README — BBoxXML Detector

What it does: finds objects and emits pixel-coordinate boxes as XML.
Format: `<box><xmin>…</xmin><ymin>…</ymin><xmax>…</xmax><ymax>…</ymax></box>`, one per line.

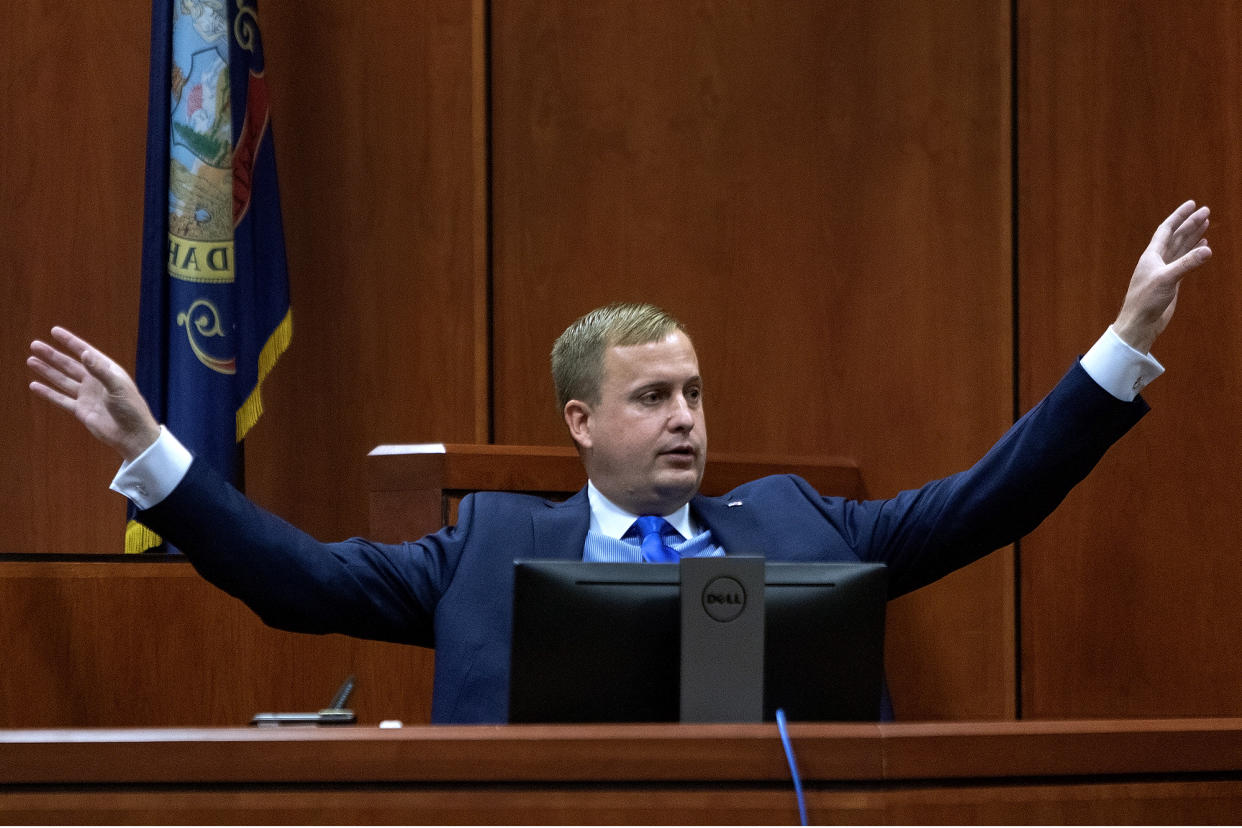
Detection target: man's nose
<box><xmin>667</xmin><ymin>394</ymin><xmax>695</xmax><ymax>431</ymax></box>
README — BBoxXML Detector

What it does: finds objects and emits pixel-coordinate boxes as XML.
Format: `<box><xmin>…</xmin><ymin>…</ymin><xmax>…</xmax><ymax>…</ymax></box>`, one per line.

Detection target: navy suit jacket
<box><xmin>139</xmin><ymin>362</ymin><xmax>1147</xmax><ymax>723</ymax></box>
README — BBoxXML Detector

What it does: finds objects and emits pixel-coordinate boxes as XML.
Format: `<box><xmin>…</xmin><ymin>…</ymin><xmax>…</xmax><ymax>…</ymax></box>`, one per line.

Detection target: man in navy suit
<box><xmin>29</xmin><ymin>202</ymin><xmax>1213</xmax><ymax>723</ymax></box>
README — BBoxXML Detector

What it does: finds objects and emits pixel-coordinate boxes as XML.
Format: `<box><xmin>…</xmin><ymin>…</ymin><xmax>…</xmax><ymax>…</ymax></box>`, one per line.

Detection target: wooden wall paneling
<box><xmin>243</xmin><ymin>0</ymin><xmax>488</xmax><ymax>542</ymax></box>
<box><xmin>0</xmin><ymin>561</ymin><xmax>433</xmax><ymax>727</ymax></box>
<box><xmin>1018</xmin><ymin>2</ymin><xmax>1242</xmax><ymax>717</ymax></box>
<box><xmin>4</xmin><ymin>3</ymin><xmax>150</xmax><ymax>556</ymax></box>
<box><xmin>490</xmin><ymin>1</ymin><xmax>1014</xmax><ymax>718</ymax></box>
<box><xmin>4</xmin><ymin>1</ymin><xmax>484</xmax><ymax>725</ymax></box>
<box><xmin>8</xmin><ymin>0</ymin><xmax>488</xmax><ymax>549</ymax></box>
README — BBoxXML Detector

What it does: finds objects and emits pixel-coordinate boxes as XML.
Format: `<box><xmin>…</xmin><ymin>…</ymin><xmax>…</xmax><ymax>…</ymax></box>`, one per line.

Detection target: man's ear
<box><xmin>563</xmin><ymin>399</ymin><xmax>592</xmax><ymax>449</ymax></box>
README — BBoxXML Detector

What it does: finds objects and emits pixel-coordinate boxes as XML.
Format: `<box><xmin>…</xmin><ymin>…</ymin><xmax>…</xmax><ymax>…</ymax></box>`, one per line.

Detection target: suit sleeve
<box><xmin>136</xmin><ymin>458</ymin><xmax>467</xmax><ymax>647</ymax></box>
<box><xmin>843</xmin><ymin>360</ymin><xmax>1148</xmax><ymax>597</ymax></box>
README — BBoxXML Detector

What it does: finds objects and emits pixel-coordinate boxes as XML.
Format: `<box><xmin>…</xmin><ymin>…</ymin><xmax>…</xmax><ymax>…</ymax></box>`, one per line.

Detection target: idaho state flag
<box><xmin>129</xmin><ymin>0</ymin><xmax>292</xmax><ymax>553</ymax></box>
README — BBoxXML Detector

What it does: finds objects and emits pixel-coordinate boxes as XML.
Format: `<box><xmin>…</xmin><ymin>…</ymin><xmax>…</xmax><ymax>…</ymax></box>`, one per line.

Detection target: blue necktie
<box><xmin>633</xmin><ymin>515</ymin><xmax>681</xmax><ymax>563</ymax></box>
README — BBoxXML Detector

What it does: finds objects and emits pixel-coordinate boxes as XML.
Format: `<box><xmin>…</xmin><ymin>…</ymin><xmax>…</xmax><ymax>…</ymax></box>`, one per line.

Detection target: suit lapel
<box><xmin>691</xmin><ymin>493</ymin><xmax>770</xmax><ymax>558</ymax></box>
<box><xmin>529</xmin><ymin>487</ymin><xmax>592</xmax><ymax>560</ymax></box>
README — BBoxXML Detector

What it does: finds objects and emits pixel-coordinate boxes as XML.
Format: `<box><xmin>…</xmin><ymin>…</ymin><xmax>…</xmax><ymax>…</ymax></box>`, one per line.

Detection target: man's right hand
<box><xmin>28</xmin><ymin>327</ymin><xmax>161</xmax><ymax>462</ymax></box>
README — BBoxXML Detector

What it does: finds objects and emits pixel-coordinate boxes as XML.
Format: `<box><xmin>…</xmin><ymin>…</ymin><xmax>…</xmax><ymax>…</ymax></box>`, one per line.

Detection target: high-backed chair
<box><xmin>368</xmin><ymin>443</ymin><xmax>864</xmax><ymax>543</ymax></box>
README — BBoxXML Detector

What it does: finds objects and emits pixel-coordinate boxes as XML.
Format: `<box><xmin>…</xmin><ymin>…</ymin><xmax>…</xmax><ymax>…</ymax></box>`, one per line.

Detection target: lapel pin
<box><xmin>727</xmin><ymin>500</ymin><xmax>743</xmax><ymax>508</ymax></box>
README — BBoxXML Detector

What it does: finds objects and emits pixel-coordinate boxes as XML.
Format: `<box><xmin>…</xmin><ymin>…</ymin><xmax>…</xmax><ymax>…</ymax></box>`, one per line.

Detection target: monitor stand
<box><xmin>679</xmin><ymin>556</ymin><xmax>765</xmax><ymax>722</ymax></box>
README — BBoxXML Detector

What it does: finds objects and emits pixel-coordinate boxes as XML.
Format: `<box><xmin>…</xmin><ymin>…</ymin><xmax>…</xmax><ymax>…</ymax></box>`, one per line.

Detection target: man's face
<box><xmin>566</xmin><ymin>329</ymin><xmax>707</xmax><ymax>515</ymax></box>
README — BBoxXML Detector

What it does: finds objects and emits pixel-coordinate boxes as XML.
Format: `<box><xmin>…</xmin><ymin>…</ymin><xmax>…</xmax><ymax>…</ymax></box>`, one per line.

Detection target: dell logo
<box><xmin>702</xmin><ymin>576</ymin><xmax>747</xmax><ymax>622</ymax></box>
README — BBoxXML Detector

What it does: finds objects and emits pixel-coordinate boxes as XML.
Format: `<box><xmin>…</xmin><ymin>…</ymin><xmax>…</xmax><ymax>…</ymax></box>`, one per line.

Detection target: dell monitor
<box><xmin>509</xmin><ymin>559</ymin><xmax>887</xmax><ymax>723</ymax></box>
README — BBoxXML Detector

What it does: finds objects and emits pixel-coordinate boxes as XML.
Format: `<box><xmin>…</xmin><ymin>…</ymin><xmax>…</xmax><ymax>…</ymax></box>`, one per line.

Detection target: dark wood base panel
<box><xmin>4</xmin><ymin>720</ymin><xmax>1242</xmax><ymax>824</ymax></box>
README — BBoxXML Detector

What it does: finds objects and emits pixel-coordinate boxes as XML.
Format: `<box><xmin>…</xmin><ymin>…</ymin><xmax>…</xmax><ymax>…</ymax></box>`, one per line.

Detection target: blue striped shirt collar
<box><xmin>586</xmin><ymin>480</ymin><xmax>697</xmax><ymax>541</ymax></box>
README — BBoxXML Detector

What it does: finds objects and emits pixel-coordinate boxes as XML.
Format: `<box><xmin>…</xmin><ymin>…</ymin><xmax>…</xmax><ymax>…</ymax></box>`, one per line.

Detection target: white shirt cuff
<box><xmin>109</xmin><ymin>425</ymin><xmax>193</xmax><ymax>510</ymax></box>
<box><xmin>1079</xmin><ymin>325</ymin><xmax>1165</xmax><ymax>402</ymax></box>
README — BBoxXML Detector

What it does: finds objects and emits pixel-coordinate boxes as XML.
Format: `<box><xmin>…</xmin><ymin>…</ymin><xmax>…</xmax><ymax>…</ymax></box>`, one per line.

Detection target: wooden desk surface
<box><xmin>4</xmin><ymin>719</ymin><xmax>1242</xmax><ymax>823</ymax></box>
<box><xmin>6</xmin><ymin>717</ymin><xmax>1242</xmax><ymax>783</ymax></box>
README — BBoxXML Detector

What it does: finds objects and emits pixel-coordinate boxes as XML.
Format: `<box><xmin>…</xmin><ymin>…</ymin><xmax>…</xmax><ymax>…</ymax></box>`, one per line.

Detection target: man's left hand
<box><xmin>1113</xmin><ymin>200</ymin><xmax>1212</xmax><ymax>354</ymax></box>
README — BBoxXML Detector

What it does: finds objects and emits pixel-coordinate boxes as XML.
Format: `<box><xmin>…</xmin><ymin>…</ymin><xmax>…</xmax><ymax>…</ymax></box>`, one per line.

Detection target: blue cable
<box><xmin>775</xmin><ymin>708</ymin><xmax>809</xmax><ymax>825</ymax></box>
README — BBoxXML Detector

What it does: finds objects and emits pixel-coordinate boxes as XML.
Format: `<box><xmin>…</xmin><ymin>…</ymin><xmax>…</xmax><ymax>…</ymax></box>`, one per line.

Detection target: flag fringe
<box><xmin>125</xmin><ymin>520</ymin><xmax>164</xmax><ymax>555</ymax></box>
<box><xmin>236</xmin><ymin>308</ymin><xmax>293</xmax><ymax>442</ymax></box>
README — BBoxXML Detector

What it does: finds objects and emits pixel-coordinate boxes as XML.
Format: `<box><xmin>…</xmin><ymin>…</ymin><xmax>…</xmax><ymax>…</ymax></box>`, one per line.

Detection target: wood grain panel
<box><xmin>1018</xmin><ymin>2</ymin><xmax>1242</xmax><ymax>717</ymax></box>
<box><xmin>8</xmin><ymin>0</ymin><xmax>487</xmax><ymax>546</ymax></box>
<box><xmin>4</xmin><ymin>2</ymin><xmax>149</xmax><ymax>556</ymax></box>
<box><xmin>241</xmin><ymin>0</ymin><xmax>487</xmax><ymax>542</ymax></box>
<box><xmin>490</xmin><ymin>0</ymin><xmax>1013</xmax><ymax>719</ymax></box>
<box><xmin>4</xmin><ymin>0</ymin><xmax>481</xmax><ymax>726</ymax></box>
<box><xmin>6</xmin><ymin>721</ymin><xmax>1242</xmax><ymax>824</ymax></box>
<box><xmin>0</xmin><ymin>561</ymin><xmax>432</xmax><ymax>727</ymax></box>
<box><xmin>8</xmin><ymin>780</ymin><xmax>1242</xmax><ymax>825</ymax></box>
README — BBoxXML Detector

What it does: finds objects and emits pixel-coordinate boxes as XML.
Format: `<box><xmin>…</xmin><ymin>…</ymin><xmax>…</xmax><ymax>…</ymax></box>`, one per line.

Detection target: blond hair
<box><xmin>550</xmin><ymin>303</ymin><xmax>686</xmax><ymax>411</ymax></box>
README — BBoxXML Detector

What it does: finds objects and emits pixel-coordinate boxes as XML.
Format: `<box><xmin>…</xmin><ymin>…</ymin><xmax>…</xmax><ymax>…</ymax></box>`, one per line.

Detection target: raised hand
<box><xmin>28</xmin><ymin>327</ymin><xmax>160</xmax><ymax>461</ymax></box>
<box><xmin>1113</xmin><ymin>200</ymin><xmax>1212</xmax><ymax>354</ymax></box>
